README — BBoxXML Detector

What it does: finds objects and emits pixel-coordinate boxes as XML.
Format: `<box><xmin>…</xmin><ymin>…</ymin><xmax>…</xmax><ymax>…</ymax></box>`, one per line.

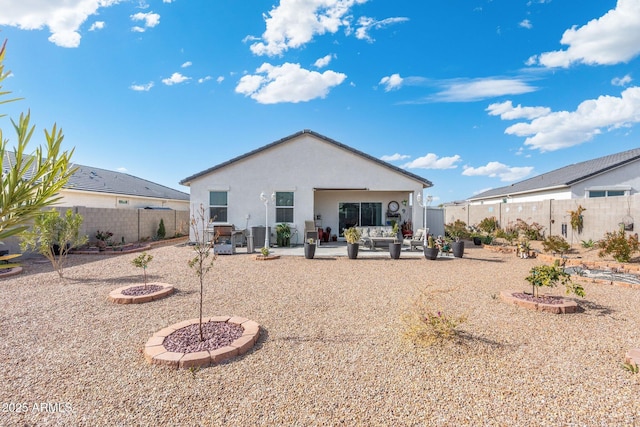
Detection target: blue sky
<box><xmin>1</xmin><ymin>0</ymin><xmax>639</xmax><ymax>204</ymax></box>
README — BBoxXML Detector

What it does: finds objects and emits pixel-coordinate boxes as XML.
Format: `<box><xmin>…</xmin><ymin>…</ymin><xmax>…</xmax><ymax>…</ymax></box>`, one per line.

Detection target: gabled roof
<box><xmin>469</xmin><ymin>147</ymin><xmax>640</xmax><ymax>201</ymax></box>
<box><xmin>2</xmin><ymin>151</ymin><xmax>189</xmax><ymax>201</ymax></box>
<box><xmin>180</xmin><ymin>129</ymin><xmax>433</xmax><ymax>187</ymax></box>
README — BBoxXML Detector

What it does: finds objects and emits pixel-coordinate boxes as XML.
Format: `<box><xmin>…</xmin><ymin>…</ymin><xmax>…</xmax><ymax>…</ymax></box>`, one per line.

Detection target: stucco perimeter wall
<box><xmin>74</xmin><ymin>207</ymin><xmax>190</xmax><ymax>244</ymax></box>
<box><xmin>1</xmin><ymin>208</ymin><xmax>191</xmax><ymax>254</ymax></box>
<box><xmin>445</xmin><ymin>194</ymin><xmax>639</xmax><ymax>243</ymax></box>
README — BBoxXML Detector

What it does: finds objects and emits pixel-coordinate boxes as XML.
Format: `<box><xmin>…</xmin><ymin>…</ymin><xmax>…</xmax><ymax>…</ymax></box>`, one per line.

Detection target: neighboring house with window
<box><xmin>180</xmin><ymin>130</ymin><xmax>433</xmax><ymax>244</ymax></box>
<box><xmin>467</xmin><ymin>147</ymin><xmax>640</xmax><ymax>205</ymax></box>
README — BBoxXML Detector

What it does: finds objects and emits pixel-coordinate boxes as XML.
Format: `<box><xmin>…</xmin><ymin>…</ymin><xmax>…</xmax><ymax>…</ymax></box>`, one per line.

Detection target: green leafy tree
<box><xmin>20</xmin><ymin>209</ymin><xmax>87</xmax><ymax>278</ymax></box>
<box><xmin>188</xmin><ymin>204</ymin><xmax>217</xmax><ymax>341</ymax></box>
<box><xmin>0</xmin><ymin>40</ymin><xmax>76</xmax><ymax>241</ymax></box>
<box><xmin>525</xmin><ymin>261</ymin><xmax>585</xmax><ymax>298</ymax></box>
<box><xmin>132</xmin><ymin>252</ymin><xmax>154</xmax><ymax>288</ymax></box>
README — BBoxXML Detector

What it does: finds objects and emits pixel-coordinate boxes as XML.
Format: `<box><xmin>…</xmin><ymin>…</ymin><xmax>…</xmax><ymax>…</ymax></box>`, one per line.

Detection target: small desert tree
<box><xmin>131</xmin><ymin>252</ymin><xmax>153</xmax><ymax>288</ymax></box>
<box><xmin>21</xmin><ymin>209</ymin><xmax>87</xmax><ymax>278</ymax></box>
<box><xmin>188</xmin><ymin>204</ymin><xmax>217</xmax><ymax>341</ymax></box>
<box><xmin>525</xmin><ymin>261</ymin><xmax>585</xmax><ymax>298</ymax></box>
<box><xmin>0</xmin><ymin>40</ymin><xmax>77</xmax><ymax>241</ymax></box>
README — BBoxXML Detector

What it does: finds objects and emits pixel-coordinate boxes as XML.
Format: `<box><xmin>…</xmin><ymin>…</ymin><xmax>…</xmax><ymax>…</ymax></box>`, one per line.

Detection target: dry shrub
<box><xmin>401</xmin><ymin>288</ymin><xmax>467</xmax><ymax>347</ymax></box>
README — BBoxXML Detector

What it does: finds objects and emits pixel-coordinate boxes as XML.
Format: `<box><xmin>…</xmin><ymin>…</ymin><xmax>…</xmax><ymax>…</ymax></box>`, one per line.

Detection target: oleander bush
<box><xmin>596</xmin><ymin>228</ymin><xmax>639</xmax><ymax>263</ymax></box>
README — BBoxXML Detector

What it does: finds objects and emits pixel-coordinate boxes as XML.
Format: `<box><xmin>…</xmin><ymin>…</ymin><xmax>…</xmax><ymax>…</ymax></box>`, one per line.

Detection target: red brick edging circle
<box><xmin>144</xmin><ymin>316</ymin><xmax>260</xmax><ymax>369</ymax></box>
<box><xmin>500</xmin><ymin>290</ymin><xmax>578</xmax><ymax>314</ymax></box>
<box><xmin>108</xmin><ymin>283</ymin><xmax>174</xmax><ymax>304</ymax></box>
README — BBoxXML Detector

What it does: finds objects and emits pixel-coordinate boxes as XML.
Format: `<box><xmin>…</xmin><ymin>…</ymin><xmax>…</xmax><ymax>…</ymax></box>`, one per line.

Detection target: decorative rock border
<box><xmin>500</xmin><ymin>290</ymin><xmax>578</xmax><ymax>314</ymax></box>
<box><xmin>144</xmin><ymin>316</ymin><xmax>260</xmax><ymax>369</ymax></box>
<box><xmin>108</xmin><ymin>283</ymin><xmax>174</xmax><ymax>304</ymax></box>
<box><xmin>0</xmin><ymin>266</ymin><xmax>23</xmax><ymax>279</ymax></box>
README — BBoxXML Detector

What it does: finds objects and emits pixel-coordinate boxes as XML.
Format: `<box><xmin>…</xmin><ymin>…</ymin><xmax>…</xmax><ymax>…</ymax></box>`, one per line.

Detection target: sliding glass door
<box><xmin>338</xmin><ymin>202</ymin><xmax>382</xmax><ymax>236</ymax></box>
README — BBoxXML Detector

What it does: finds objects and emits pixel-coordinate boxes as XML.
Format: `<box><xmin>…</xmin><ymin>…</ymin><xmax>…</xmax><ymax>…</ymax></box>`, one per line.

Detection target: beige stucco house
<box><xmin>180</xmin><ymin>130</ymin><xmax>433</xmax><ymax>244</ymax></box>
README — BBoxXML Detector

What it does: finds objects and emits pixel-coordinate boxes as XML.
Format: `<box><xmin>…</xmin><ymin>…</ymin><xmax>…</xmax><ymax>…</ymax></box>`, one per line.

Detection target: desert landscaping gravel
<box><xmin>1</xmin><ymin>244</ymin><xmax>640</xmax><ymax>426</ymax></box>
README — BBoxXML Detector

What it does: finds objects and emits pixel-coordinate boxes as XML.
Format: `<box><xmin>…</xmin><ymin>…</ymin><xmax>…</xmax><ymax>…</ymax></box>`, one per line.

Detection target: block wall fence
<box><xmin>444</xmin><ymin>194</ymin><xmax>639</xmax><ymax>244</ymax></box>
<box><xmin>2</xmin><ymin>207</ymin><xmax>191</xmax><ymax>254</ymax></box>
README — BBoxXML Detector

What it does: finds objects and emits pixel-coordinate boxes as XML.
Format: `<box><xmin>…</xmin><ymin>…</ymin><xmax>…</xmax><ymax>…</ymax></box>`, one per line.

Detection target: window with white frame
<box><xmin>275</xmin><ymin>191</ymin><xmax>294</xmax><ymax>223</ymax></box>
<box><xmin>209</xmin><ymin>191</ymin><xmax>228</xmax><ymax>222</ymax></box>
<box><xmin>587</xmin><ymin>188</ymin><xmax>629</xmax><ymax>198</ymax></box>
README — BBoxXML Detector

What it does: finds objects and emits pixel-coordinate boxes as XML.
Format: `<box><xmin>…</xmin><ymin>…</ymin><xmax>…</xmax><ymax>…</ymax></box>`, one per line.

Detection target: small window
<box><xmin>209</xmin><ymin>191</ymin><xmax>228</xmax><ymax>222</ymax></box>
<box><xmin>588</xmin><ymin>189</ymin><xmax>626</xmax><ymax>198</ymax></box>
<box><xmin>275</xmin><ymin>191</ymin><xmax>294</xmax><ymax>223</ymax></box>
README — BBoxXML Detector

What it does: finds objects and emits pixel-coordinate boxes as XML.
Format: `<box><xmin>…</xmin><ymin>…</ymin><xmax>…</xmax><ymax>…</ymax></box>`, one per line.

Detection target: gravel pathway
<box><xmin>1</xmin><ymin>244</ymin><xmax>639</xmax><ymax>426</ymax></box>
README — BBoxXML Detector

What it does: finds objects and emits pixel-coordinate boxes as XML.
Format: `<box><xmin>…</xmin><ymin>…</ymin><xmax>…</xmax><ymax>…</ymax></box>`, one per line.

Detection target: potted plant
<box><xmin>389</xmin><ymin>222</ymin><xmax>402</xmax><ymax>259</ymax></box>
<box><xmin>276</xmin><ymin>223</ymin><xmax>291</xmax><ymax>247</ymax></box>
<box><xmin>445</xmin><ymin>220</ymin><xmax>468</xmax><ymax>258</ymax></box>
<box><xmin>424</xmin><ymin>235</ymin><xmax>439</xmax><ymax>260</ymax></box>
<box><xmin>344</xmin><ymin>227</ymin><xmax>361</xmax><ymax>259</ymax></box>
<box><xmin>304</xmin><ymin>238</ymin><xmax>316</xmax><ymax>259</ymax></box>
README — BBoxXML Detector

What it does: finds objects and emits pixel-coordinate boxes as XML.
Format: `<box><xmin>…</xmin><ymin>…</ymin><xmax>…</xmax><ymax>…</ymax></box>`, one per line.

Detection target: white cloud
<box><xmin>314</xmin><ymin>54</ymin><xmax>334</xmax><ymax>68</ymax></box>
<box><xmin>216</xmin><ymin>76</ymin><xmax>225</xmax><ymax>83</ymax></box>
<box><xmin>235</xmin><ymin>62</ymin><xmax>346</xmax><ymax>104</ymax></box>
<box><xmin>462</xmin><ymin>162</ymin><xmax>534</xmax><ymax>182</ymax></box>
<box><xmin>130</xmin><ymin>11</ymin><xmax>160</xmax><ymax>32</ymax></box>
<box><xmin>162</xmin><ymin>72</ymin><xmax>191</xmax><ymax>85</ymax></box>
<box><xmin>503</xmin><ymin>86</ymin><xmax>640</xmax><ymax>152</ymax></box>
<box><xmin>531</xmin><ymin>0</ymin><xmax>640</xmax><ymax>68</ymax></box>
<box><xmin>431</xmin><ymin>78</ymin><xmax>537</xmax><ymax>102</ymax></box>
<box><xmin>355</xmin><ymin>16</ymin><xmax>409</xmax><ymax>42</ymax></box>
<box><xmin>379</xmin><ymin>73</ymin><xmax>403</xmax><ymax>92</ymax></box>
<box><xmin>0</xmin><ymin>0</ymin><xmax>122</xmax><ymax>47</ymax></box>
<box><xmin>198</xmin><ymin>76</ymin><xmax>212</xmax><ymax>83</ymax></box>
<box><xmin>88</xmin><ymin>21</ymin><xmax>105</xmax><ymax>31</ymax></box>
<box><xmin>130</xmin><ymin>82</ymin><xmax>154</xmax><ymax>91</ymax></box>
<box><xmin>249</xmin><ymin>0</ymin><xmax>368</xmax><ymax>56</ymax></box>
<box><xmin>612</xmin><ymin>74</ymin><xmax>633</xmax><ymax>86</ymax></box>
<box><xmin>402</xmin><ymin>153</ymin><xmax>461</xmax><ymax>170</ymax></box>
<box><xmin>486</xmin><ymin>100</ymin><xmax>551</xmax><ymax>120</ymax></box>
<box><xmin>181</xmin><ymin>61</ymin><xmax>192</xmax><ymax>68</ymax></box>
<box><xmin>380</xmin><ymin>153</ymin><xmax>410</xmax><ymax>161</ymax></box>
<box><xmin>117</xmin><ymin>167</ymin><xmax>128</xmax><ymax>172</ymax></box>
<box><xmin>519</xmin><ymin>19</ymin><xmax>532</xmax><ymax>29</ymax></box>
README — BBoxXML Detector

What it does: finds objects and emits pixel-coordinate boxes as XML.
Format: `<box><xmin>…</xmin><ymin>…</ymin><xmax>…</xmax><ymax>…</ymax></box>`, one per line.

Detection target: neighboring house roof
<box><xmin>2</xmin><ymin>151</ymin><xmax>189</xmax><ymax>201</ymax></box>
<box><xmin>180</xmin><ymin>129</ymin><xmax>433</xmax><ymax>187</ymax></box>
<box><xmin>469</xmin><ymin>147</ymin><xmax>640</xmax><ymax>201</ymax></box>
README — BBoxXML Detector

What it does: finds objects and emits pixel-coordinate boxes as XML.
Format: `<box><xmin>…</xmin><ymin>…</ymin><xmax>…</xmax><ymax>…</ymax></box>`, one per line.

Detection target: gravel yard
<box><xmin>1</xmin><ymin>244</ymin><xmax>640</xmax><ymax>426</ymax></box>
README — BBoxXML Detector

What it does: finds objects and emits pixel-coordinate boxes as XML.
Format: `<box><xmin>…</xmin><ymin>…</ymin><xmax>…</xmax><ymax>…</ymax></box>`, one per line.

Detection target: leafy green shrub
<box><xmin>21</xmin><ymin>209</ymin><xmax>87</xmax><ymax>278</ymax></box>
<box><xmin>157</xmin><ymin>219</ymin><xmax>166</xmax><ymax>239</ymax></box>
<box><xmin>542</xmin><ymin>235</ymin><xmax>570</xmax><ymax>255</ymax></box>
<box><xmin>495</xmin><ymin>228</ymin><xmax>518</xmax><ymax>245</ymax></box>
<box><xmin>515</xmin><ymin>218</ymin><xmax>545</xmax><ymax>241</ymax></box>
<box><xmin>596</xmin><ymin>228</ymin><xmax>640</xmax><ymax>263</ymax></box>
<box><xmin>444</xmin><ymin>219</ymin><xmax>470</xmax><ymax>240</ymax></box>
<box><xmin>477</xmin><ymin>217</ymin><xmax>498</xmax><ymax>234</ymax></box>
<box><xmin>525</xmin><ymin>262</ymin><xmax>585</xmax><ymax>298</ymax></box>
